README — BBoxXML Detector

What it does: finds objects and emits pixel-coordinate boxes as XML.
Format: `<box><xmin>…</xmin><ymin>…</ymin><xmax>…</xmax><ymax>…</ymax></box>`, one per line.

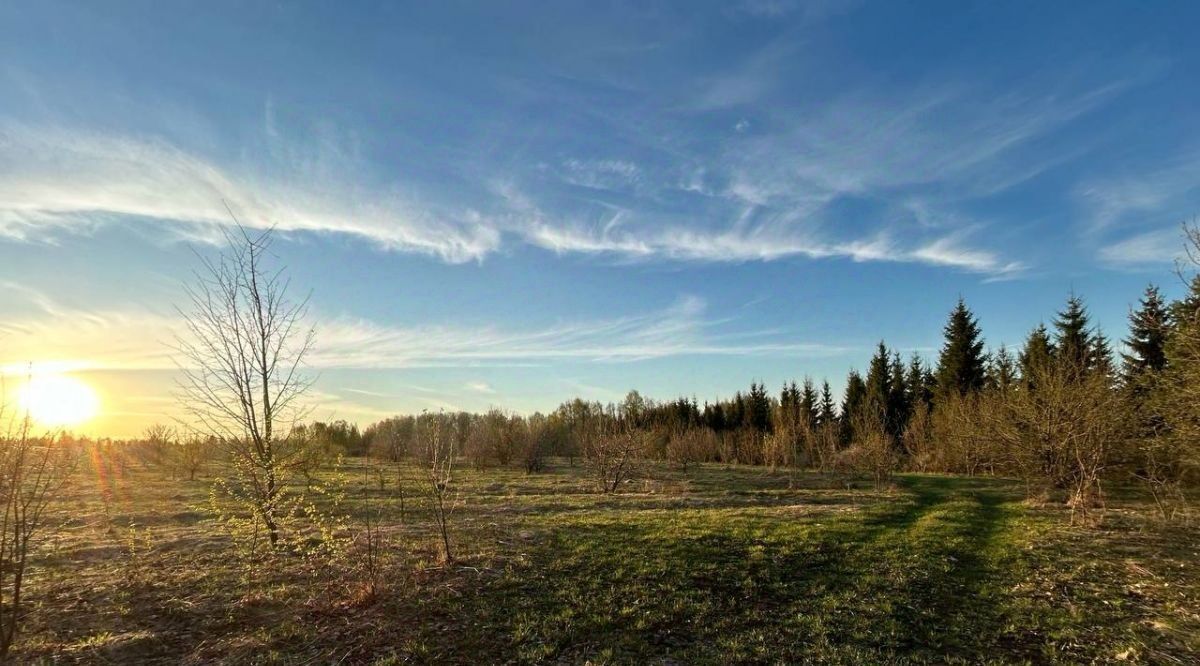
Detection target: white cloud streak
<box><xmin>523</xmin><ymin>210</ymin><xmax>1019</xmax><ymax>274</ymax></box>
<box><xmin>1076</xmin><ymin>153</ymin><xmax>1200</xmax><ymax>236</ymax></box>
<box><xmin>1079</xmin><ymin>150</ymin><xmax>1200</xmax><ymax>266</ymax></box>
<box><xmin>1098</xmin><ymin>227</ymin><xmax>1190</xmax><ymax>266</ymax></box>
<box><xmin>0</xmin><ymin>123</ymin><xmax>500</xmax><ymax>262</ymax></box>
<box><xmin>0</xmin><ymin>288</ymin><xmax>851</xmax><ymax>373</ymax></box>
<box><xmin>501</xmin><ymin>79</ymin><xmax>1126</xmax><ymax>276</ymax></box>
<box><xmin>311</xmin><ymin>295</ymin><xmax>848</xmax><ymax>367</ymax></box>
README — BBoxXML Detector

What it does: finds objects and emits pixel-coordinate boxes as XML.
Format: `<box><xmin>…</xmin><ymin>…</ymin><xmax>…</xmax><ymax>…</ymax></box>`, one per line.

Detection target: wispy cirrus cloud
<box><xmin>465</xmin><ymin>381</ymin><xmax>496</xmax><ymax>394</ymax></box>
<box><xmin>909</xmin><ymin>237</ymin><xmax>1025</xmax><ymax>276</ymax></box>
<box><xmin>505</xmin><ymin>176</ymin><xmax>1022</xmax><ymax>275</ymax></box>
<box><xmin>312</xmin><ymin>295</ymin><xmax>848</xmax><ymax>367</ymax></box>
<box><xmin>0</xmin><ymin>122</ymin><xmax>501</xmax><ymax>262</ymax></box>
<box><xmin>1098</xmin><ymin>226</ymin><xmax>1192</xmax><ymax>267</ymax></box>
<box><xmin>493</xmin><ymin>72</ymin><xmax>1136</xmax><ymax>276</ymax></box>
<box><xmin>0</xmin><ymin>286</ymin><xmax>852</xmax><ymax>373</ymax></box>
<box><xmin>1080</xmin><ymin>150</ymin><xmax>1200</xmax><ymax>265</ymax></box>
<box><xmin>559</xmin><ymin>158</ymin><xmax>642</xmax><ymax>191</ymax></box>
<box><xmin>715</xmin><ymin>80</ymin><xmax>1130</xmax><ymax>212</ymax></box>
<box><xmin>529</xmin><ymin>220</ymin><xmax>1021</xmax><ymax>274</ymax></box>
<box><xmin>1077</xmin><ymin>151</ymin><xmax>1200</xmax><ymax>235</ymax></box>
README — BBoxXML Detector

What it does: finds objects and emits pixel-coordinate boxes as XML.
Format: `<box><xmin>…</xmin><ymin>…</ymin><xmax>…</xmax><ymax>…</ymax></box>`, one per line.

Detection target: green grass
<box><xmin>17</xmin><ymin>459</ymin><xmax>1199</xmax><ymax>664</ymax></box>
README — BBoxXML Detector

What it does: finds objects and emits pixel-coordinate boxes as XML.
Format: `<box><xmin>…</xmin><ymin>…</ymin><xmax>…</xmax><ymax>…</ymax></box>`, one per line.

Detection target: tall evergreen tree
<box><xmin>1019</xmin><ymin>323</ymin><xmax>1054</xmax><ymax>386</ymax></box>
<box><xmin>887</xmin><ymin>352</ymin><xmax>910</xmax><ymax>438</ymax></box>
<box><xmin>818</xmin><ymin>380</ymin><xmax>836</xmax><ymax>427</ymax></box>
<box><xmin>904</xmin><ymin>354</ymin><xmax>933</xmax><ymax>411</ymax></box>
<box><xmin>730</xmin><ymin>392</ymin><xmax>746</xmax><ymax>430</ymax></box>
<box><xmin>935</xmin><ymin>298</ymin><xmax>987</xmax><ymax>398</ymax></box>
<box><xmin>1053</xmin><ymin>293</ymin><xmax>1094</xmax><ymax>375</ymax></box>
<box><xmin>1091</xmin><ymin>332</ymin><xmax>1116</xmax><ymax>381</ymax></box>
<box><xmin>840</xmin><ymin>370</ymin><xmax>866</xmax><ymax>446</ymax></box>
<box><xmin>989</xmin><ymin>344</ymin><xmax>1018</xmax><ymax>393</ymax></box>
<box><xmin>703</xmin><ymin>401</ymin><xmax>727</xmax><ymax>432</ymax></box>
<box><xmin>747</xmin><ymin>382</ymin><xmax>772</xmax><ymax>433</ymax></box>
<box><xmin>864</xmin><ymin>341</ymin><xmax>892</xmax><ymax>421</ymax></box>
<box><xmin>779</xmin><ymin>382</ymin><xmax>799</xmax><ymax>428</ymax></box>
<box><xmin>1122</xmin><ymin>284</ymin><xmax>1170</xmax><ymax>384</ymax></box>
<box><xmin>799</xmin><ymin>378</ymin><xmax>819</xmax><ymax>427</ymax></box>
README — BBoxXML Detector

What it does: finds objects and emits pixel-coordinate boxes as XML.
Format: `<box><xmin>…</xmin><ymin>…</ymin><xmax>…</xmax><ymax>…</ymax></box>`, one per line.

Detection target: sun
<box><xmin>17</xmin><ymin>374</ymin><xmax>100</xmax><ymax>429</ymax></box>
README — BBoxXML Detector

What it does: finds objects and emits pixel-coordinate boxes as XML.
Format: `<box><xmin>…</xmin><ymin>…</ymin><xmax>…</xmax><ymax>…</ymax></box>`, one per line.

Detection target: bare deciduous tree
<box><xmin>581</xmin><ymin>415</ymin><xmax>643</xmax><ymax>494</ymax></box>
<box><xmin>175</xmin><ymin>433</ymin><xmax>212</xmax><ymax>481</ymax></box>
<box><xmin>175</xmin><ymin>223</ymin><xmax>315</xmax><ymax>548</ymax></box>
<box><xmin>810</xmin><ymin>422</ymin><xmax>841</xmax><ymax>473</ymax></box>
<box><xmin>419</xmin><ymin>414</ymin><xmax>456</xmax><ymax>564</ymax></box>
<box><xmin>901</xmin><ymin>404</ymin><xmax>935</xmax><ymax>473</ymax></box>
<box><xmin>368</xmin><ymin>419</ymin><xmax>411</xmax><ymax>521</ymax></box>
<box><xmin>522</xmin><ymin>413</ymin><xmax>550</xmax><ymax>473</ymax></box>
<box><xmin>141</xmin><ymin>423</ymin><xmax>175</xmax><ymax>471</ymax></box>
<box><xmin>835</xmin><ymin>410</ymin><xmax>898</xmax><ymax>488</ymax></box>
<box><xmin>666</xmin><ymin>427</ymin><xmax>716</xmax><ymax>475</ymax></box>
<box><xmin>931</xmin><ymin>391</ymin><xmax>993</xmax><ymax>476</ymax></box>
<box><xmin>0</xmin><ymin>415</ymin><xmax>75</xmax><ymax>659</ymax></box>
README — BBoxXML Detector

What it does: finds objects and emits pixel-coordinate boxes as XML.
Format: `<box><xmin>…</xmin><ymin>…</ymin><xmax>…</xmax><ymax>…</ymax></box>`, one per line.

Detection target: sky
<box><xmin>1</xmin><ymin>1</ymin><xmax>1198</xmax><ymax>437</ymax></box>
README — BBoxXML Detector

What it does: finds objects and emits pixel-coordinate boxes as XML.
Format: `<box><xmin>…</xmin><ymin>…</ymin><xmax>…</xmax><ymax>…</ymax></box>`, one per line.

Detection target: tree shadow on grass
<box><xmin>428</xmin><ymin>474</ymin><xmax>1036</xmax><ymax>664</ymax></box>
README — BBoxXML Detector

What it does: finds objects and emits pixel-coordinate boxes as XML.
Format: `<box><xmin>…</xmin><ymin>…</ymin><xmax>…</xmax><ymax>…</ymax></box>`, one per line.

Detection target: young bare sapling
<box><xmin>0</xmin><ymin>412</ymin><xmax>76</xmax><ymax>659</ymax></box>
<box><xmin>174</xmin><ymin>222</ymin><xmax>316</xmax><ymax>552</ymax></box>
<box><xmin>420</xmin><ymin>414</ymin><xmax>456</xmax><ymax>564</ymax></box>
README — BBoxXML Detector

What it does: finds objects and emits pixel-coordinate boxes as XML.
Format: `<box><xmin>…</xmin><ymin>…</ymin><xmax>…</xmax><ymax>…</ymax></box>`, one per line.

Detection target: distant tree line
<box><xmin>356</xmin><ymin>223</ymin><xmax>1200</xmax><ymax>520</ymax></box>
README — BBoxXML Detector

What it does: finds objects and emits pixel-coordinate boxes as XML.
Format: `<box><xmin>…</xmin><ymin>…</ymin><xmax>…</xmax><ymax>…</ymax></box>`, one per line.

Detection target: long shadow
<box><xmin>882</xmin><ymin>487</ymin><xmax>1019</xmax><ymax>660</ymax></box>
<box><xmin>790</xmin><ymin>475</ymin><xmax>1038</xmax><ymax>661</ymax></box>
<box><xmin>424</xmin><ymin>475</ymin><xmax>1031</xmax><ymax>663</ymax></box>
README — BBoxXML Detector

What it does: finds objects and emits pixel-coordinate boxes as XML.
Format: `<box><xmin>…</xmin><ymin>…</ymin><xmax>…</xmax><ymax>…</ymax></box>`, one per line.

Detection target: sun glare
<box><xmin>17</xmin><ymin>374</ymin><xmax>100</xmax><ymax>429</ymax></box>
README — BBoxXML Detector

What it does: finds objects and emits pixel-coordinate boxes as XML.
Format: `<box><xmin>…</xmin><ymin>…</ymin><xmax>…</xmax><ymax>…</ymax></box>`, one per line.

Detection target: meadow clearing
<box><xmin>17</xmin><ymin>456</ymin><xmax>1198</xmax><ymax>664</ymax></box>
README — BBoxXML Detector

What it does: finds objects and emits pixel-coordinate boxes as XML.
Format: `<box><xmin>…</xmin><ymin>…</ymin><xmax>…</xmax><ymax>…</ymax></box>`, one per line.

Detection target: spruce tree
<box><xmin>747</xmin><ymin>382</ymin><xmax>772</xmax><ymax>433</ymax></box>
<box><xmin>1122</xmin><ymin>284</ymin><xmax>1170</xmax><ymax>383</ymax></box>
<box><xmin>704</xmin><ymin>401</ymin><xmax>727</xmax><ymax>432</ymax></box>
<box><xmin>905</xmin><ymin>354</ymin><xmax>933</xmax><ymax>410</ymax></box>
<box><xmin>730</xmin><ymin>392</ymin><xmax>746</xmax><ymax>430</ymax></box>
<box><xmin>780</xmin><ymin>382</ymin><xmax>799</xmax><ymax>428</ymax></box>
<box><xmin>840</xmin><ymin>370</ymin><xmax>866</xmax><ymax>446</ymax></box>
<box><xmin>1091</xmin><ymin>331</ymin><xmax>1116</xmax><ymax>381</ymax></box>
<box><xmin>935</xmin><ymin>298</ymin><xmax>987</xmax><ymax>398</ymax></box>
<box><xmin>818</xmin><ymin>380</ymin><xmax>836</xmax><ymax>427</ymax></box>
<box><xmin>1019</xmin><ymin>323</ymin><xmax>1054</xmax><ymax>386</ymax></box>
<box><xmin>989</xmin><ymin>344</ymin><xmax>1018</xmax><ymax>393</ymax></box>
<box><xmin>1053</xmin><ymin>294</ymin><xmax>1094</xmax><ymax>375</ymax></box>
<box><xmin>799</xmin><ymin>378</ymin><xmax>819</xmax><ymax>427</ymax></box>
<box><xmin>864</xmin><ymin>341</ymin><xmax>892</xmax><ymax>423</ymax></box>
<box><xmin>887</xmin><ymin>352</ymin><xmax>910</xmax><ymax>438</ymax></box>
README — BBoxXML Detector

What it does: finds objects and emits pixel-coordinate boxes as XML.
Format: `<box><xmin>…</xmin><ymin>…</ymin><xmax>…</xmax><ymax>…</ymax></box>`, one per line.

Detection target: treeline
<box><xmin>357</xmin><ymin>224</ymin><xmax>1200</xmax><ymax>520</ymax></box>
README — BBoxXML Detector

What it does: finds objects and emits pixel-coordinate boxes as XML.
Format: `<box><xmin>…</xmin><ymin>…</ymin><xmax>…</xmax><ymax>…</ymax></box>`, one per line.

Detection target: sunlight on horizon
<box><xmin>16</xmin><ymin>373</ymin><xmax>101</xmax><ymax>429</ymax></box>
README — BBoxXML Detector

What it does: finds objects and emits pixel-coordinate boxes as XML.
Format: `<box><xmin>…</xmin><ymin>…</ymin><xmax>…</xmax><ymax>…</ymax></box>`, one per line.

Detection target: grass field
<box><xmin>18</xmin><ymin>458</ymin><xmax>1199</xmax><ymax>664</ymax></box>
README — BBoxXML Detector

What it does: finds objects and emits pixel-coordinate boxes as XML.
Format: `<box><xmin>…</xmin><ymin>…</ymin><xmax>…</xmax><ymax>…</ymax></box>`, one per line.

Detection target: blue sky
<box><xmin>1</xmin><ymin>1</ymin><xmax>1198</xmax><ymax>435</ymax></box>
